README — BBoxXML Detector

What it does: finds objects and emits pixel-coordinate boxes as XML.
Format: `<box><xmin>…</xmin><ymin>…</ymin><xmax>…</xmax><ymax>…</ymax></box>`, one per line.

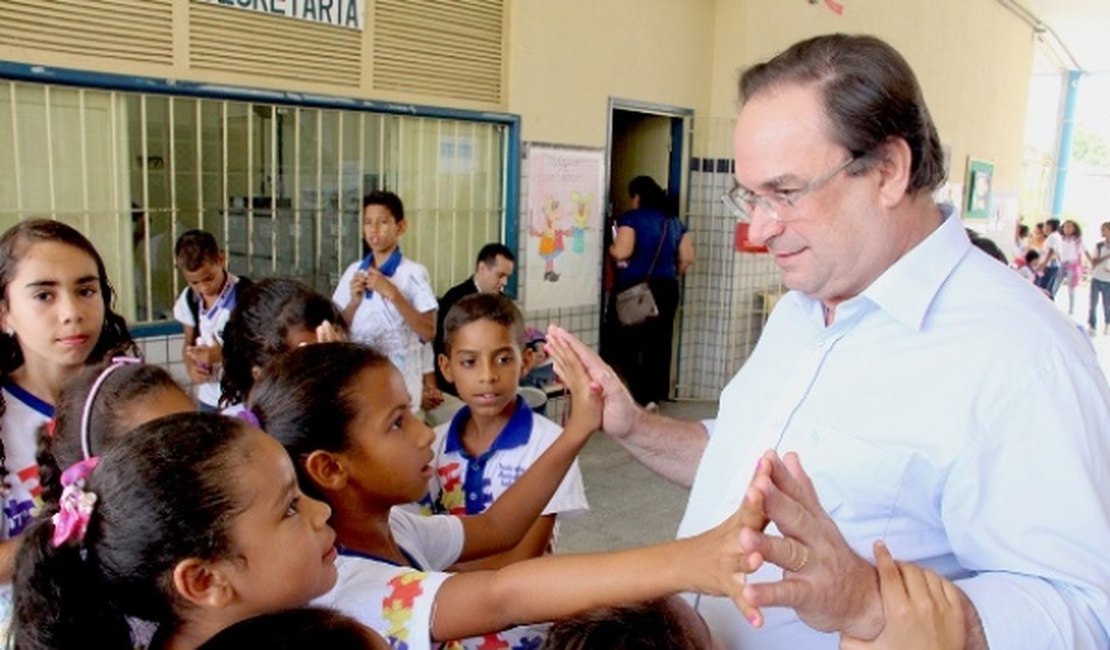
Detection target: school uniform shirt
<box><xmin>333</xmin><ymin>257</ymin><xmax>438</xmax><ymax>412</ymax></box>
<box><xmin>172</xmin><ymin>274</ymin><xmax>244</xmax><ymax>408</ymax></box>
<box><xmin>314</xmin><ymin>508</ymin><xmax>465</xmax><ymax>650</ymax></box>
<box><xmin>425</xmin><ymin>397</ymin><xmax>589</xmax><ymax>536</ymax></box>
<box><xmin>1043</xmin><ymin>230</ymin><xmax>1063</xmax><ymax>267</ymax></box>
<box><xmin>0</xmin><ymin>383</ymin><xmax>53</xmax><ymax>639</ymax></box>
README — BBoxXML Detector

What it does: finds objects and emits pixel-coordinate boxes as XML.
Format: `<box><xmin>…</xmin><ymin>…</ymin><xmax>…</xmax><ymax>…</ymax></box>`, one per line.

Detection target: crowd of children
<box><xmin>0</xmin><ymin>204</ymin><xmax>973</xmax><ymax>649</ymax></box>
<box><xmin>1013</xmin><ymin>218</ymin><xmax>1110</xmax><ymax>334</ymax></box>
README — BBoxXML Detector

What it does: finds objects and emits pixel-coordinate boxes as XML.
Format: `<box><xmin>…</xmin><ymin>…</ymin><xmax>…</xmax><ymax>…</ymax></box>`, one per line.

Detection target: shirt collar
<box><xmin>858</xmin><ymin>204</ymin><xmax>969</xmax><ymax>331</ymax></box>
<box><xmin>3</xmin><ymin>381</ymin><xmax>54</xmax><ymax>418</ymax></box>
<box><xmin>444</xmin><ymin>395</ymin><xmax>533</xmax><ymax>458</ymax></box>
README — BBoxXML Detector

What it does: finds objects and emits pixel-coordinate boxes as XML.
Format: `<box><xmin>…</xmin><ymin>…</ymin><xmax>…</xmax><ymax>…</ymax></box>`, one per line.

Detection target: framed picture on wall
<box><xmin>964</xmin><ymin>158</ymin><xmax>994</xmax><ymax>219</ymax></box>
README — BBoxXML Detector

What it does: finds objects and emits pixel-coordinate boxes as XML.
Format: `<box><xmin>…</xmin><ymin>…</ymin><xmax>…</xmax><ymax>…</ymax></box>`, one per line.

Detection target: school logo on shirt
<box><xmin>5</xmin><ymin>465</ymin><xmax>42</xmax><ymax>537</ymax></box>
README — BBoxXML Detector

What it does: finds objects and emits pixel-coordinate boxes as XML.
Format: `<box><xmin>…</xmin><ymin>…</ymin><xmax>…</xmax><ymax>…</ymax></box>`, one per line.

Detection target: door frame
<box><xmin>604</xmin><ymin>98</ymin><xmax>694</xmax><ymax>399</ymax></box>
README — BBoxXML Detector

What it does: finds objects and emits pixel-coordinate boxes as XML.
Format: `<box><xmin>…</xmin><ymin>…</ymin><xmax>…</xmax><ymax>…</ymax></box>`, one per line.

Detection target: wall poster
<box><xmin>524</xmin><ymin>144</ymin><xmax>605</xmax><ymax>310</ymax></box>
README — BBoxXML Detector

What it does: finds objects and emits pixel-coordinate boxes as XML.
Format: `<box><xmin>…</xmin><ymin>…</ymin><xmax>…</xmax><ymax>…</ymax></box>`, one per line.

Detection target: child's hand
<box><xmin>183</xmin><ymin>354</ymin><xmax>210</xmax><ymax>383</ymax></box>
<box><xmin>681</xmin><ymin>457</ymin><xmax>770</xmax><ymax>628</ymax></box>
<box><xmin>186</xmin><ymin>343</ymin><xmax>222</xmax><ymax>366</ymax></box>
<box><xmin>544</xmin><ymin>333</ymin><xmax>602</xmax><ymax>437</ymax></box>
<box><xmin>364</xmin><ymin>269</ymin><xmax>400</xmax><ymax>302</ymax></box>
<box><xmin>840</xmin><ymin>542</ymin><xmax>966</xmax><ymax>650</ymax></box>
<box><xmin>422</xmin><ymin>383</ymin><xmax>445</xmax><ymax>411</ymax></box>
<box><xmin>348</xmin><ymin>271</ymin><xmax>369</xmax><ymax>306</ymax></box>
<box><xmin>314</xmin><ymin>320</ymin><xmax>345</xmax><ymax>344</ymax></box>
<box><xmin>184</xmin><ymin>345</ymin><xmax>216</xmax><ymax>382</ymax></box>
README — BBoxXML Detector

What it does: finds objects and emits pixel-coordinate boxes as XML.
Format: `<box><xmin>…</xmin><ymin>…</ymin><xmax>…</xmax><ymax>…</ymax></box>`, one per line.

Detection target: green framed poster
<box><xmin>964</xmin><ymin>158</ymin><xmax>994</xmax><ymax>219</ymax></box>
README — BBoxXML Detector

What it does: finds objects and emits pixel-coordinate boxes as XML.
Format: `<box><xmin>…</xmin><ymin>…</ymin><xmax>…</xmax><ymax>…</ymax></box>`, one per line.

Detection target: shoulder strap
<box><xmin>644</xmin><ymin>219</ymin><xmax>669</xmax><ymax>279</ymax></box>
<box><xmin>186</xmin><ymin>289</ymin><xmax>200</xmax><ymax>326</ymax></box>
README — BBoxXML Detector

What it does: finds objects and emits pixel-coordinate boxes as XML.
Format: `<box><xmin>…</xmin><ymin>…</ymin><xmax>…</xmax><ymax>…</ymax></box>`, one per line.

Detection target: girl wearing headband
<box><xmin>37</xmin><ymin>357</ymin><xmax>195</xmax><ymax>510</ymax></box>
<box><xmin>12</xmin><ymin>413</ymin><xmax>338</xmax><ymax>649</ymax></box>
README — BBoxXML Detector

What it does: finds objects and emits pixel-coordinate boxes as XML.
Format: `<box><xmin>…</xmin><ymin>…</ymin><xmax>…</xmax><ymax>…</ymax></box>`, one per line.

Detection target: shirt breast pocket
<box><xmin>783</xmin><ymin>424</ymin><xmax>911</xmax><ymax>543</ymax></box>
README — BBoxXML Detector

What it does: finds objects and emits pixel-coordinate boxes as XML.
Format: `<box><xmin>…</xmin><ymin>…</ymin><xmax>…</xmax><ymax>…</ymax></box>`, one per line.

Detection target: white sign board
<box><xmin>201</xmin><ymin>0</ymin><xmax>364</xmax><ymax>31</ymax></box>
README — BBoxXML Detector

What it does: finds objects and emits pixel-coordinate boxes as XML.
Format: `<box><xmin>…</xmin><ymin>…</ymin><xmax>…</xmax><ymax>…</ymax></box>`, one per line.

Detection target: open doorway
<box><xmin>602</xmin><ymin>99</ymin><xmax>692</xmax><ymax>401</ymax></box>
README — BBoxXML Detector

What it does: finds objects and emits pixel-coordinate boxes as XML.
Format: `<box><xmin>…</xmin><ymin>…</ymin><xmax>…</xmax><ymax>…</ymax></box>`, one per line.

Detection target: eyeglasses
<box><xmin>721</xmin><ymin>155</ymin><xmax>864</xmax><ymax>222</ymax></box>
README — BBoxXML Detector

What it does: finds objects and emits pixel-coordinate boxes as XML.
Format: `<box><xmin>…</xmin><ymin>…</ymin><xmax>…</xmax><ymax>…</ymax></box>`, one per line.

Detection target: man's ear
<box><xmin>520</xmin><ymin>347</ymin><xmax>535</xmax><ymax>374</ymax></box>
<box><xmin>875</xmin><ymin>138</ymin><xmax>913</xmax><ymax>208</ymax></box>
<box><xmin>396</xmin><ymin>219</ymin><xmax>408</xmax><ymax>236</ymax></box>
<box><xmin>172</xmin><ymin>558</ymin><xmax>235</xmax><ymax>610</ymax></box>
<box><xmin>305</xmin><ymin>449</ymin><xmax>348</xmax><ymax>493</ymax></box>
<box><xmin>438</xmin><ymin>353</ymin><xmax>454</xmax><ymax>384</ymax></box>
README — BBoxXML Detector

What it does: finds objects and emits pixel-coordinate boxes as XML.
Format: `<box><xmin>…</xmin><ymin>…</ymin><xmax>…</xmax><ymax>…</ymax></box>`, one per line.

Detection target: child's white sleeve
<box><xmin>405</xmin><ymin>263</ymin><xmax>439</xmax><ymax>314</ymax></box>
<box><xmin>531</xmin><ymin>415</ymin><xmax>589</xmax><ymax>518</ymax></box>
<box><xmin>171</xmin><ymin>288</ymin><xmax>195</xmax><ymax>328</ymax></box>
<box><xmin>332</xmin><ymin>261</ymin><xmax>358</xmax><ymax>307</ymax></box>
<box><xmin>315</xmin><ymin>557</ymin><xmax>449</xmax><ymax>650</ymax></box>
<box><xmin>388</xmin><ymin>507</ymin><xmax>465</xmax><ymax>571</ymax></box>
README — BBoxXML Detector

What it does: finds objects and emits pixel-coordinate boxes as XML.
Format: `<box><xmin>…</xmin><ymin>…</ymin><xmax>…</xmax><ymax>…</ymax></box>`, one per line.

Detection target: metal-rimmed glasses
<box><xmin>721</xmin><ymin>154</ymin><xmax>864</xmax><ymax>222</ymax></box>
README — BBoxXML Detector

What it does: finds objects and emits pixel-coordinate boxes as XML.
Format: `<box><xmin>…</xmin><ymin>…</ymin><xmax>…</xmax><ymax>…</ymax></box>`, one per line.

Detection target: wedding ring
<box><xmin>789</xmin><ymin>545</ymin><xmax>810</xmax><ymax>572</ymax></box>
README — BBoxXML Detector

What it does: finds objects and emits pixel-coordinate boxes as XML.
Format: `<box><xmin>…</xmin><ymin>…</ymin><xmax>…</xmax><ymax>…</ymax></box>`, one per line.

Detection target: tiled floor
<box><xmin>558</xmin><ymin>400</ymin><xmax>716</xmax><ymax>554</ymax></box>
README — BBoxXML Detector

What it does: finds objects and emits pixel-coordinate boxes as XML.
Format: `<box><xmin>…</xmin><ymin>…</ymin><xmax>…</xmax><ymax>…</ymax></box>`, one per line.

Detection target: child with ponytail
<box><xmin>12</xmin><ymin>412</ymin><xmax>337</xmax><ymax>649</ymax></box>
<box><xmin>249</xmin><ymin>340</ymin><xmax>764</xmax><ymax>649</ymax></box>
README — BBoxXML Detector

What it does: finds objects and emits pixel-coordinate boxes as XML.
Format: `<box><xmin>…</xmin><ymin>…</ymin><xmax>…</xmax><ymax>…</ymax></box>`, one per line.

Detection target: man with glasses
<box><xmin>556</xmin><ymin>34</ymin><xmax>1109</xmax><ymax>649</ymax></box>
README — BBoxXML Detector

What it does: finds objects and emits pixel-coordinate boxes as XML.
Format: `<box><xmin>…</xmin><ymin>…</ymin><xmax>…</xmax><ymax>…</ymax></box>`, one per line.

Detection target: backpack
<box><xmin>186</xmin><ymin>274</ymin><xmax>253</xmax><ymax>326</ymax></box>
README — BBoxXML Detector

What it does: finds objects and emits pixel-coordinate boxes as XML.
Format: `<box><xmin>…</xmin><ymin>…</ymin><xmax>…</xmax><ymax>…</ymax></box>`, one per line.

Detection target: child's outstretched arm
<box><xmin>430</xmin><ymin>486</ymin><xmax>765</xmax><ymax>641</ymax></box>
<box><xmin>839</xmin><ymin>541</ymin><xmax>966</xmax><ymax>650</ymax></box>
<box><xmin>454</xmin><ymin>334</ymin><xmax>602</xmax><ymax>562</ymax></box>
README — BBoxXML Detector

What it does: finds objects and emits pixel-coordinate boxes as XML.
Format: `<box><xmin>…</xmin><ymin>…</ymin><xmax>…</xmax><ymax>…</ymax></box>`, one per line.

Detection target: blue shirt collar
<box><xmin>3</xmin><ymin>381</ymin><xmax>54</xmax><ymax>418</ymax></box>
<box><xmin>444</xmin><ymin>395</ymin><xmax>533</xmax><ymax>459</ymax></box>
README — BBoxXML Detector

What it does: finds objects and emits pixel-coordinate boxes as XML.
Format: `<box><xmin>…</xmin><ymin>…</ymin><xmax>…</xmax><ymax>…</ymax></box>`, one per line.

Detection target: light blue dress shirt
<box><xmin>679</xmin><ymin>211</ymin><xmax>1110</xmax><ymax>649</ymax></box>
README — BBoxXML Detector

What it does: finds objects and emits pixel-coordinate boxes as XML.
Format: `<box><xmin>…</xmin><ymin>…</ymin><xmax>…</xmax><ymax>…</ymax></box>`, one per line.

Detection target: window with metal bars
<box><xmin>0</xmin><ymin>79</ymin><xmax>510</xmax><ymax>323</ymax></box>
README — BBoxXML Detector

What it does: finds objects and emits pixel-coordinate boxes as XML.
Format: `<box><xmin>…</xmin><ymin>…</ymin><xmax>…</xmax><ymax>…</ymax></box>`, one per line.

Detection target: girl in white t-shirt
<box><xmin>12</xmin><ymin>413</ymin><xmax>340</xmax><ymax>648</ymax></box>
<box><xmin>1059</xmin><ymin>220</ymin><xmax>1085</xmax><ymax>315</ymax></box>
<box><xmin>249</xmin><ymin>341</ymin><xmax>763</xmax><ymax>650</ymax></box>
<box><xmin>0</xmin><ymin>220</ymin><xmax>136</xmax><ymax>599</ymax></box>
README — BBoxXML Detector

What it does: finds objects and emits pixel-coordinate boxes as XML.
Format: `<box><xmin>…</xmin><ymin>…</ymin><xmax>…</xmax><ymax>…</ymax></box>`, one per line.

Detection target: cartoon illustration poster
<box><xmin>525</xmin><ymin>144</ymin><xmax>605</xmax><ymax>310</ymax></box>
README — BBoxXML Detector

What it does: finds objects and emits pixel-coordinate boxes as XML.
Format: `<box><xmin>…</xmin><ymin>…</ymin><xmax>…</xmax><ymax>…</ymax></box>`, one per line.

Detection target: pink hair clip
<box><xmin>51</xmin><ymin>456</ymin><xmax>100</xmax><ymax>548</ymax></box>
<box><xmin>50</xmin><ymin>356</ymin><xmax>142</xmax><ymax>548</ymax></box>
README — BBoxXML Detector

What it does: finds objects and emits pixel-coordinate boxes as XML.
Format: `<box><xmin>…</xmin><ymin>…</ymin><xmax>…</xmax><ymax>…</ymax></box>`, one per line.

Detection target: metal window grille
<box><xmin>0</xmin><ymin>80</ymin><xmax>507</xmax><ymax>322</ymax></box>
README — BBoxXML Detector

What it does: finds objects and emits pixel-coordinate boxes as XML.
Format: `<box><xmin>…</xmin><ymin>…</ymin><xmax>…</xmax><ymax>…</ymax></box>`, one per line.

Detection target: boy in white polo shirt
<box><xmin>429</xmin><ymin>293</ymin><xmax>588</xmax><ymax>569</ymax></box>
<box><xmin>333</xmin><ymin>191</ymin><xmax>437</xmax><ymax>412</ymax></box>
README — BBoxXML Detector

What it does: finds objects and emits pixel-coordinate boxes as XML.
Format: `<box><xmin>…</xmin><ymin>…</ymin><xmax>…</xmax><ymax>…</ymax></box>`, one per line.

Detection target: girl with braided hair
<box><xmin>0</xmin><ymin>219</ymin><xmax>134</xmax><ymax>609</ymax></box>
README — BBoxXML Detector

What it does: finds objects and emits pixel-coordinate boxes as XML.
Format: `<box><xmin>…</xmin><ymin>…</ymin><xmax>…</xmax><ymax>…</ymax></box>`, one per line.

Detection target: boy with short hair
<box><xmin>1087</xmin><ymin>221</ymin><xmax>1110</xmax><ymax>335</ymax></box>
<box><xmin>430</xmin><ymin>293</ymin><xmax>588</xmax><ymax>569</ymax></box>
<box><xmin>172</xmin><ymin>229</ymin><xmax>250</xmax><ymax>411</ymax></box>
<box><xmin>332</xmin><ymin>191</ymin><xmax>437</xmax><ymax>412</ymax></box>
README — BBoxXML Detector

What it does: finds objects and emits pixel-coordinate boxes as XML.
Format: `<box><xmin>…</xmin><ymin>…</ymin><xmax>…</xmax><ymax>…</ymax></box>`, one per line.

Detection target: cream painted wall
<box><xmin>508</xmin><ymin>0</ymin><xmax>1034</xmax><ymax>192</ymax></box>
<box><xmin>715</xmin><ymin>0</ymin><xmax>1034</xmax><ymax>192</ymax></box>
<box><xmin>505</xmin><ymin>0</ymin><xmax>716</xmax><ymax>147</ymax></box>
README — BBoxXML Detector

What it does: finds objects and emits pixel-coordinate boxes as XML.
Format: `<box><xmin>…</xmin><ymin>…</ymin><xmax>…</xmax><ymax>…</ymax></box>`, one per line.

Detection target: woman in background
<box><xmin>608</xmin><ymin>176</ymin><xmax>694</xmax><ymax>410</ymax></box>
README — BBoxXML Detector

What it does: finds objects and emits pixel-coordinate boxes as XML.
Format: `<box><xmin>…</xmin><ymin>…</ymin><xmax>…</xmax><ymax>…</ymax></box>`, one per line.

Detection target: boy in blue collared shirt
<box><xmin>427</xmin><ymin>293</ymin><xmax>588</xmax><ymax>570</ymax></box>
<box><xmin>332</xmin><ymin>191</ymin><xmax>438</xmax><ymax>414</ymax></box>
